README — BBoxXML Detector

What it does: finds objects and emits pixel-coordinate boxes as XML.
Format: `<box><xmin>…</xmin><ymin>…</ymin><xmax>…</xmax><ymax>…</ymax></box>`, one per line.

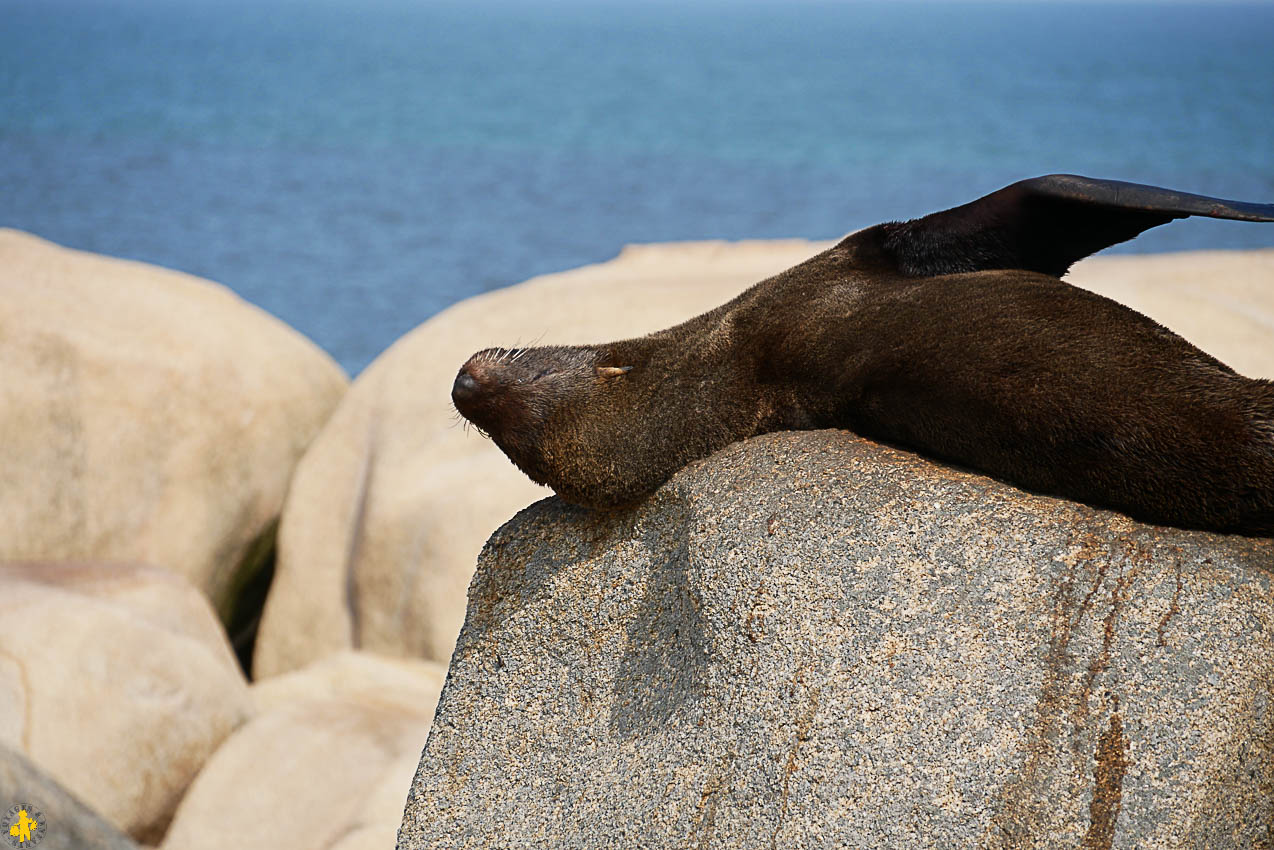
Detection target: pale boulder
<box><xmin>249</xmin><ymin>648</ymin><xmax>446</xmax><ymax>715</ymax></box>
<box><xmin>0</xmin><ymin>563</ymin><xmax>250</xmax><ymax>844</ymax></box>
<box><xmin>255</xmin><ymin>243</ymin><xmax>1274</xmax><ymax>680</ymax></box>
<box><xmin>161</xmin><ymin>651</ymin><xmax>445</xmax><ymax>850</ymax></box>
<box><xmin>0</xmin><ymin>229</ymin><xmax>348</xmax><ymax>616</ymax></box>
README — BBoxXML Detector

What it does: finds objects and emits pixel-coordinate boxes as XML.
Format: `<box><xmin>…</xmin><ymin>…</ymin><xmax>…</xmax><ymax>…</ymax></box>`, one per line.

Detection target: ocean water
<box><xmin>2</xmin><ymin>0</ymin><xmax>1273</xmax><ymax>374</ymax></box>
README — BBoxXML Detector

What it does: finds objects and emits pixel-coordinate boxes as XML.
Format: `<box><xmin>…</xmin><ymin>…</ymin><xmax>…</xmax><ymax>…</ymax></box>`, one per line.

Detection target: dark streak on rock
<box><xmin>990</xmin><ymin>535</ymin><xmax>1144</xmax><ymax>846</ymax></box>
<box><xmin>1072</xmin><ymin>540</ymin><xmax>1150</xmax><ymax>738</ymax></box>
<box><xmin>988</xmin><ymin>548</ymin><xmax>1089</xmax><ymax>846</ymax></box>
<box><xmin>745</xmin><ymin>582</ymin><xmax>767</xmax><ymax>643</ymax></box>
<box><xmin>770</xmin><ymin>667</ymin><xmax>819</xmax><ymax>850</ymax></box>
<box><xmin>1081</xmin><ymin>705</ymin><xmax>1130</xmax><ymax>850</ymax></box>
<box><xmin>1072</xmin><ymin>569</ymin><xmax>1133</xmax><ymax>737</ymax></box>
<box><xmin>694</xmin><ymin>754</ymin><xmax>734</xmax><ymax>850</ymax></box>
<box><xmin>1071</xmin><ymin>553</ymin><xmax>1108</xmax><ymax>632</ymax></box>
<box><xmin>1156</xmin><ymin>553</ymin><xmax>1185</xmax><ymax>648</ymax></box>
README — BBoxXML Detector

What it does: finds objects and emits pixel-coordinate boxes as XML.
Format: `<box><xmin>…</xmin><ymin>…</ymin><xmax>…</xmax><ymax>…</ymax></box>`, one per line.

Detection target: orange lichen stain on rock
<box><xmin>770</xmin><ymin>666</ymin><xmax>820</xmax><ymax>850</ymax></box>
<box><xmin>1071</xmin><ymin>566</ymin><xmax>1136</xmax><ymax>738</ymax></box>
<box><xmin>987</xmin><ymin>535</ymin><xmax>1146</xmax><ymax>847</ymax></box>
<box><xmin>744</xmin><ymin>582</ymin><xmax>768</xmax><ymax>643</ymax></box>
<box><xmin>1071</xmin><ymin>538</ymin><xmax>1152</xmax><ymax>737</ymax></box>
<box><xmin>694</xmin><ymin>754</ymin><xmax>734</xmax><ymax>850</ymax></box>
<box><xmin>1155</xmin><ymin>550</ymin><xmax>1185</xmax><ymax>648</ymax></box>
<box><xmin>1081</xmin><ymin>705</ymin><xmax>1131</xmax><ymax>850</ymax></box>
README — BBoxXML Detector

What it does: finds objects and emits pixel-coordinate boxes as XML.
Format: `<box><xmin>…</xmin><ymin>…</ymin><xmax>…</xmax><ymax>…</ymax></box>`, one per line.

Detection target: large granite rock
<box><xmin>0</xmin><ymin>563</ymin><xmax>250</xmax><ymax>844</ymax></box>
<box><xmin>0</xmin><ymin>229</ymin><xmax>348</xmax><ymax>617</ymax></box>
<box><xmin>253</xmin><ymin>239</ymin><xmax>828</xmax><ymax>676</ymax></box>
<box><xmin>255</xmin><ymin>247</ymin><xmax>1274</xmax><ymax>678</ymax></box>
<box><xmin>398</xmin><ymin>431</ymin><xmax>1274</xmax><ymax>849</ymax></box>
<box><xmin>162</xmin><ymin>651</ymin><xmax>445</xmax><ymax>850</ymax></box>
<box><xmin>0</xmin><ymin>744</ymin><xmax>140</xmax><ymax>850</ymax></box>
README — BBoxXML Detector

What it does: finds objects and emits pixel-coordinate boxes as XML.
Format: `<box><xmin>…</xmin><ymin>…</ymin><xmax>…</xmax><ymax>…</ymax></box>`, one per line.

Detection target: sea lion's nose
<box><xmin>452</xmin><ymin>369</ymin><xmax>481</xmax><ymax>404</ymax></box>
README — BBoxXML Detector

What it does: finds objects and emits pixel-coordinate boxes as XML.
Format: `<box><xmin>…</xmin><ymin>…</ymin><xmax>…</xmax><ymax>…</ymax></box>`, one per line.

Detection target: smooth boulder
<box><xmin>0</xmin><ymin>563</ymin><xmax>250</xmax><ymax>844</ymax></box>
<box><xmin>0</xmin><ymin>229</ymin><xmax>348</xmax><ymax>616</ymax></box>
<box><xmin>161</xmin><ymin>651</ymin><xmax>445</xmax><ymax>850</ymax></box>
<box><xmin>399</xmin><ymin>430</ymin><xmax>1274</xmax><ymax>849</ymax></box>
<box><xmin>255</xmin><ymin>246</ymin><xmax>1274</xmax><ymax>679</ymax></box>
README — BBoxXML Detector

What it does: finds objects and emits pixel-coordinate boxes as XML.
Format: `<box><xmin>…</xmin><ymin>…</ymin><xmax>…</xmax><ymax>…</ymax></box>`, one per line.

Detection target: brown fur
<box><xmin>452</xmin><ymin>177</ymin><xmax>1274</xmax><ymax>535</ymax></box>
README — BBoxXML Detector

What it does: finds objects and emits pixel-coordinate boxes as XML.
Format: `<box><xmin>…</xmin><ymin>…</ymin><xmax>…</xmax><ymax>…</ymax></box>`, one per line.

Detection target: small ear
<box><xmin>876</xmin><ymin>174</ymin><xmax>1274</xmax><ymax>278</ymax></box>
<box><xmin>596</xmin><ymin>366</ymin><xmax>632</xmax><ymax>378</ymax></box>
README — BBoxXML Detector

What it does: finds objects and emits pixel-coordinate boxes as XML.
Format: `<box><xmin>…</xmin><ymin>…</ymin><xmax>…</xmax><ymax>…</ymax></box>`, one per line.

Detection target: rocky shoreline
<box><xmin>2</xmin><ymin>228</ymin><xmax>1272</xmax><ymax>848</ymax></box>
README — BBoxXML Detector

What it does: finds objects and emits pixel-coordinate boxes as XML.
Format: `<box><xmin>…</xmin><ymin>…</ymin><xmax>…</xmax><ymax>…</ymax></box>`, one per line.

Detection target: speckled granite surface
<box><xmin>1</xmin><ymin>744</ymin><xmax>139</xmax><ymax>850</ymax></box>
<box><xmin>398</xmin><ymin>431</ymin><xmax>1274</xmax><ymax>850</ymax></box>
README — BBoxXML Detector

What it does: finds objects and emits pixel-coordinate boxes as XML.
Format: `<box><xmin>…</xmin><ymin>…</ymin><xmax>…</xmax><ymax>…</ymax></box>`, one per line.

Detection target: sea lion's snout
<box><xmin>451</xmin><ymin>356</ymin><xmax>506</xmax><ymax>429</ymax></box>
<box><xmin>453</xmin><ymin>346</ymin><xmax>609</xmax><ymax>429</ymax></box>
<box><xmin>452</xmin><ymin>347</ymin><xmax>565</xmax><ymax>435</ymax></box>
<box><xmin>451</xmin><ymin>369</ymin><xmax>481</xmax><ymax>404</ymax></box>
<box><xmin>452</xmin><ymin>344</ymin><xmax>649</xmax><ymax>506</ymax></box>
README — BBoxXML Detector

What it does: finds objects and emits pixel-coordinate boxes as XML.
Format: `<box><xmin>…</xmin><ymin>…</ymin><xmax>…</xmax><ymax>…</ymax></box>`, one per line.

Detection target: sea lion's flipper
<box><xmin>880</xmin><ymin>174</ymin><xmax>1274</xmax><ymax>278</ymax></box>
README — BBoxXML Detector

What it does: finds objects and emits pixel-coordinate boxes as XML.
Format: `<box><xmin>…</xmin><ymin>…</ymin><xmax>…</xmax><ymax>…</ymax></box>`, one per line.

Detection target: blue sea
<box><xmin>3</xmin><ymin>0</ymin><xmax>1273</xmax><ymax>374</ymax></box>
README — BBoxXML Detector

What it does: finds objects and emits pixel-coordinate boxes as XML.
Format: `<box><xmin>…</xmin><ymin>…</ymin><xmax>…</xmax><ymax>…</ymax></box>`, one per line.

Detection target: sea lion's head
<box><xmin>453</xmin><ymin>345</ymin><xmax>655</xmax><ymax>508</ymax></box>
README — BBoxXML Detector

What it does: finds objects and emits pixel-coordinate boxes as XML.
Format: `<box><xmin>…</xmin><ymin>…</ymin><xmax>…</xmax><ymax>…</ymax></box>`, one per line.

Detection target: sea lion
<box><xmin>452</xmin><ymin>175</ymin><xmax>1274</xmax><ymax>535</ymax></box>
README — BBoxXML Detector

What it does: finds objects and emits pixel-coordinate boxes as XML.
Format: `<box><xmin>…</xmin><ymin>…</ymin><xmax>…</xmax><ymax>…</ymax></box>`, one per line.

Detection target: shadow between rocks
<box><xmin>223</xmin><ymin>518</ymin><xmax>279</xmax><ymax>678</ymax></box>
